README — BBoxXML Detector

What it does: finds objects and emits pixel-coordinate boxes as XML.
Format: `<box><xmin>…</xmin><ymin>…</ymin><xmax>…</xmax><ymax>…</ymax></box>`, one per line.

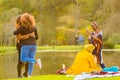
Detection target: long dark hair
<box><xmin>15</xmin><ymin>15</ymin><xmax>21</xmax><ymax>29</ymax></box>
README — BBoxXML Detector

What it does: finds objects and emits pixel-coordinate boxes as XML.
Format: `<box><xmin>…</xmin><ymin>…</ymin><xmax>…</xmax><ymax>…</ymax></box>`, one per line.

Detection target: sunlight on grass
<box><xmin>6</xmin><ymin>75</ymin><xmax>73</xmax><ymax>80</ymax></box>
<box><xmin>6</xmin><ymin>75</ymin><xmax>120</xmax><ymax>80</ymax></box>
<box><xmin>92</xmin><ymin>76</ymin><xmax>120</xmax><ymax>80</ymax></box>
<box><xmin>0</xmin><ymin>45</ymin><xmax>83</xmax><ymax>55</ymax></box>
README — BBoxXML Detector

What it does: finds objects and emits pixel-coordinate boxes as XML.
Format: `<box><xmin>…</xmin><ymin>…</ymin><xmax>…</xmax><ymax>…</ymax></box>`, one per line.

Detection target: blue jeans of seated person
<box><xmin>20</xmin><ymin>45</ymin><xmax>36</xmax><ymax>76</ymax></box>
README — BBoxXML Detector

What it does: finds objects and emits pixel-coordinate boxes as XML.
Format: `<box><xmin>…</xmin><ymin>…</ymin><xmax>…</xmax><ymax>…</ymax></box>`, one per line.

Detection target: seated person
<box><xmin>66</xmin><ymin>44</ymin><xmax>102</xmax><ymax>74</ymax></box>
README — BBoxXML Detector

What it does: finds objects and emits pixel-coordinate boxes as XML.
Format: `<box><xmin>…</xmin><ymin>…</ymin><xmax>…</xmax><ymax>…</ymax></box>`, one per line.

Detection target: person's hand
<box><xmin>86</xmin><ymin>29</ymin><xmax>91</xmax><ymax>36</ymax></box>
<box><xmin>86</xmin><ymin>31</ymin><xmax>89</xmax><ymax>36</ymax></box>
<box><xmin>29</xmin><ymin>32</ymin><xmax>35</xmax><ymax>38</ymax></box>
<box><xmin>18</xmin><ymin>34</ymin><xmax>29</xmax><ymax>40</ymax></box>
<box><xmin>23</xmin><ymin>35</ymin><xmax>29</xmax><ymax>39</ymax></box>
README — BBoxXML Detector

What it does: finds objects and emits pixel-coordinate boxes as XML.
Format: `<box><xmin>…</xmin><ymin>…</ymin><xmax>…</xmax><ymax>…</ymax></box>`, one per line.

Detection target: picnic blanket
<box><xmin>74</xmin><ymin>71</ymin><xmax>120</xmax><ymax>80</ymax></box>
<box><xmin>74</xmin><ymin>66</ymin><xmax>120</xmax><ymax>80</ymax></box>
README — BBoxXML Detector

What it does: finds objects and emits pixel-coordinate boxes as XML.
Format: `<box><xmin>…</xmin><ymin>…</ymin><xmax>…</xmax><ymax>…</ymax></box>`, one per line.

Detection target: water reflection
<box><xmin>0</xmin><ymin>51</ymin><xmax>120</xmax><ymax>79</ymax></box>
<box><xmin>103</xmin><ymin>51</ymin><xmax>120</xmax><ymax>67</ymax></box>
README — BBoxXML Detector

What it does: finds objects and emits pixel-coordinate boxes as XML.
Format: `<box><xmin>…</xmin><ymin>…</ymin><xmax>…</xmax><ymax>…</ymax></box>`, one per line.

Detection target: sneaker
<box><xmin>36</xmin><ymin>58</ymin><xmax>42</xmax><ymax>69</ymax></box>
<box><xmin>23</xmin><ymin>72</ymin><xmax>28</xmax><ymax>77</ymax></box>
<box><xmin>28</xmin><ymin>76</ymin><xmax>31</xmax><ymax>78</ymax></box>
<box><xmin>18</xmin><ymin>75</ymin><xmax>22</xmax><ymax>78</ymax></box>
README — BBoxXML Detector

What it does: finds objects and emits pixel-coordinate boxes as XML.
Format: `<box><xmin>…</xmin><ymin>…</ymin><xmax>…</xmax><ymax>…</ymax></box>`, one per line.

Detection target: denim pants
<box><xmin>20</xmin><ymin>45</ymin><xmax>36</xmax><ymax>76</ymax></box>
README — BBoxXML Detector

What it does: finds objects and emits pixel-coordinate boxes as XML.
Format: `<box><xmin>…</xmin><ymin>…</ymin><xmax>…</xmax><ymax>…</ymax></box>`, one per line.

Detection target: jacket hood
<box><xmin>84</xmin><ymin>44</ymin><xmax>95</xmax><ymax>53</ymax></box>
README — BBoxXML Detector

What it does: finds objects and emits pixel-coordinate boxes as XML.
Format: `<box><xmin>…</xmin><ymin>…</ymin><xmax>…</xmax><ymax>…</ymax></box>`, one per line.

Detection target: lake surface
<box><xmin>0</xmin><ymin>51</ymin><xmax>120</xmax><ymax>79</ymax></box>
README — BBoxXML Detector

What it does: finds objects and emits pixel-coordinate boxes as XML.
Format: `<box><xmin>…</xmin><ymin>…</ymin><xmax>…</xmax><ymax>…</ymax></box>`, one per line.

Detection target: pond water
<box><xmin>0</xmin><ymin>51</ymin><xmax>120</xmax><ymax>79</ymax></box>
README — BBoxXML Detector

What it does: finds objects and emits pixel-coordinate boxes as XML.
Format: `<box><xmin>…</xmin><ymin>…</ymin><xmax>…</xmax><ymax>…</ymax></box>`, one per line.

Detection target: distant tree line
<box><xmin>0</xmin><ymin>0</ymin><xmax>119</xmax><ymax>48</ymax></box>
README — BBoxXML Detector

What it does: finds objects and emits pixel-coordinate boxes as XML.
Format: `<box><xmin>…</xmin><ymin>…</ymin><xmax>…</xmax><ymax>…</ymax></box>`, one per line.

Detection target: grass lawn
<box><xmin>0</xmin><ymin>44</ymin><xmax>120</xmax><ymax>55</ymax></box>
<box><xmin>6</xmin><ymin>75</ymin><xmax>73</xmax><ymax>80</ymax></box>
<box><xmin>0</xmin><ymin>45</ymin><xmax>83</xmax><ymax>55</ymax></box>
<box><xmin>6</xmin><ymin>75</ymin><xmax>120</xmax><ymax>80</ymax></box>
<box><xmin>91</xmin><ymin>76</ymin><xmax>120</xmax><ymax>80</ymax></box>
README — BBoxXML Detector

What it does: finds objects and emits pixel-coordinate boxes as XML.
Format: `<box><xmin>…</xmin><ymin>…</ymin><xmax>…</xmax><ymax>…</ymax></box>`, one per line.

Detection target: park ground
<box><xmin>6</xmin><ymin>75</ymin><xmax>120</xmax><ymax>80</ymax></box>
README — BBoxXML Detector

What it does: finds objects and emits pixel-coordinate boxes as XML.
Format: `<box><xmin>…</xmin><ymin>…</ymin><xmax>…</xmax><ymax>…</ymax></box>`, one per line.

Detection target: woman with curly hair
<box><xmin>14</xmin><ymin>13</ymin><xmax>41</xmax><ymax>77</ymax></box>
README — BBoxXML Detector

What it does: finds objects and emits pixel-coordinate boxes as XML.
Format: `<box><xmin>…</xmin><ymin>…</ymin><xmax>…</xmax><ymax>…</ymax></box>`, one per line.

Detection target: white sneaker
<box><xmin>36</xmin><ymin>58</ymin><xmax>42</xmax><ymax>69</ymax></box>
<box><xmin>28</xmin><ymin>76</ymin><xmax>31</xmax><ymax>78</ymax></box>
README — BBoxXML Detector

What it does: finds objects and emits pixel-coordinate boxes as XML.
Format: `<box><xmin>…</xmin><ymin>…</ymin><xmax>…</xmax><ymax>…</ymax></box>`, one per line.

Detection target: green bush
<box><xmin>114</xmin><ymin>45</ymin><xmax>120</xmax><ymax>49</ymax></box>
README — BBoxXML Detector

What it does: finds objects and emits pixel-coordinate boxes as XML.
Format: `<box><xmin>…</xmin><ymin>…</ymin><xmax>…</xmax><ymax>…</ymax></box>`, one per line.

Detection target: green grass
<box><xmin>0</xmin><ymin>46</ymin><xmax>16</xmax><ymax>55</ymax></box>
<box><xmin>0</xmin><ymin>45</ymin><xmax>83</xmax><ymax>55</ymax></box>
<box><xmin>1</xmin><ymin>44</ymin><xmax>119</xmax><ymax>52</ymax></box>
<box><xmin>0</xmin><ymin>44</ymin><xmax>119</xmax><ymax>55</ymax></box>
<box><xmin>6</xmin><ymin>75</ymin><xmax>120</xmax><ymax>80</ymax></box>
<box><xmin>37</xmin><ymin>45</ymin><xmax>83</xmax><ymax>50</ymax></box>
<box><xmin>91</xmin><ymin>76</ymin><xmax>120</xmax><ymax>80</ymax></box>
<box><xmin>6</xmin><ymin>75</ymin><xmax>73</xmax><ymax>80</ymax></box>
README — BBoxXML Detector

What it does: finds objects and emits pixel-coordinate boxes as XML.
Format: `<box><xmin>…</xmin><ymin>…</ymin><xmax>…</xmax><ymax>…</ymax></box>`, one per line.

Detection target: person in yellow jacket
<box><xmin>66</xmin><ymin>44</ymin><xmax>102</xmax><ymax>74</ymax></box>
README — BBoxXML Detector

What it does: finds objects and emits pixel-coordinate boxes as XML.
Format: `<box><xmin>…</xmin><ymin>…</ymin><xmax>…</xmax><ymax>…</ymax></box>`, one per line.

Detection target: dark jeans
<box><xmin>93</xmin><ymin>49</ymin><xmax>106</xmax><ymax>69</ymax></box>
<box><xmin>100</xmin><ymin>63</ymin><xmax>106</xmax><ymax>69</ymax></box>
<box><xmin>16</xmin><ymin>43</ymin><xmax>28</xmax><ymax>77</ymax></box>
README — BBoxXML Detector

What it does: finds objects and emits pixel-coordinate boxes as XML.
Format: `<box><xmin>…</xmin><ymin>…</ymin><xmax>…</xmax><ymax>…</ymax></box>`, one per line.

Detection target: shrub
<box><xmin>114</xmin><ymin>45</ymin><xmax>120</xmax><ymax>49</ymax></box>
